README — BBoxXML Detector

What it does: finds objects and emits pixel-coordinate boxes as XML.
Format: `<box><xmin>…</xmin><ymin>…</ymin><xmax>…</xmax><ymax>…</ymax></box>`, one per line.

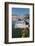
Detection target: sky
<box><xmin>12</xmin><ymin>8</ymin><xmax>29</xmax><ymax>16</ymax></box>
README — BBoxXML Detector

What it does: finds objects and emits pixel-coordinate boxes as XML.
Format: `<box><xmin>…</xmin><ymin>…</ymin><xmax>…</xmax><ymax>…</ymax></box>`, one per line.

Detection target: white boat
<box><xmin>15</xmin><ymin>20</ymin><xmax>28</xmax><ymax>28</ymax></box>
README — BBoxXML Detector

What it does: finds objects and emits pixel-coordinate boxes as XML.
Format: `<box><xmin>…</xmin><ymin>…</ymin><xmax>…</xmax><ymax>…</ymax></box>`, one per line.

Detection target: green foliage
<box><xmin>12</xmin><ymin>28</ymin><xmax>29</xmax><ymax>38</ymax></box>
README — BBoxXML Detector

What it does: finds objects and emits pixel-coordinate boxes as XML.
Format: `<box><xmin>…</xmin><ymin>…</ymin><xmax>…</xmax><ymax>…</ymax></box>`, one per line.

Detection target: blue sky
<box><xmin>12</xmin><ymin>8</ymin><xmax>29</xmax><ymax>16</ymax></box>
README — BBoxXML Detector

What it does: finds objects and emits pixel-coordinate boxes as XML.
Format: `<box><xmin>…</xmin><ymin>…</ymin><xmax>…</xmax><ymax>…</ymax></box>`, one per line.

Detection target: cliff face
<box><xmin>12</xmin><ymin>15</ymin><xmax>29</xmax><ymax>21</ymax></box>
<box><xmin>12</xmin><ymin>15</ymin><xmax>24</xmax><ymax>21</ymax></box>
